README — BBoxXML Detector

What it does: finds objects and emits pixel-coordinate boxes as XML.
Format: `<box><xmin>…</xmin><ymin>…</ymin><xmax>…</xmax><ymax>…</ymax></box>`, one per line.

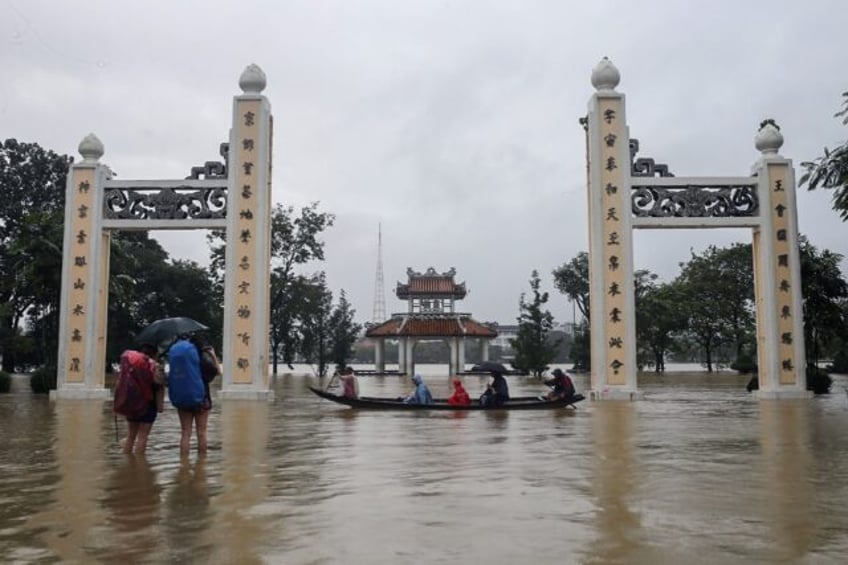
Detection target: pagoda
<box><xmin>366</xmin><ymin>267</ymin><xmax>497</xmax><ymax>375</ymax></box>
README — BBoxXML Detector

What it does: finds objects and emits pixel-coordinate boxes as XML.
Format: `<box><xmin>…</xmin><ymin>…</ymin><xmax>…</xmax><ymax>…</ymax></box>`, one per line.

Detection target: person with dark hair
<box><xmin>480</xmin><ymin>370</ymin><xmax>510</xmax><ymax>407</ymax></box>
<box><xmin>545</xmin><ymin>368</ymin><xmax>576</xmax><ymax>400</ymax></box>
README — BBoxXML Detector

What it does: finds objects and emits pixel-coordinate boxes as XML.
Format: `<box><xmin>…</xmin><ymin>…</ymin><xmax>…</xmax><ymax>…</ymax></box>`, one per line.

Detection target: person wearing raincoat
<box><xmin>447</xmin><ymin>377</ymin><xmax>471</xmax><ymax>406</ymax></box>
<box><xmin>404</xmin><ymin>374</ymin><xmax>433</xmax><ymax>405</ymax></box>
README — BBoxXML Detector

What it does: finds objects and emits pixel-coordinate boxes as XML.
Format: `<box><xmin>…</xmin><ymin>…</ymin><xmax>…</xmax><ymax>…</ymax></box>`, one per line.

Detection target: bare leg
<box><xmin>124</xmin><ymin>421</ymin><xmax>139</xmax><ymax>454</ymax></box>
<box><xmin>196</xmin><ymin>409</ymin><xmax>209</xmax><ymax>453</ymax></box>
<box><xmin>134</xmin><ymin>422</ymin><xmax>153</xmax><ymax>454</ymax></box>
<box><xmin>178</xmin><ymin>409</ymin><xmax>194</xmax><ymax>454</ymax></box>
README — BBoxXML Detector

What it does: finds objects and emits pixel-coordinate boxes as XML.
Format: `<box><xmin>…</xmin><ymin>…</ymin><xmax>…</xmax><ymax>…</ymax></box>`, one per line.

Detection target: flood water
<box><xmin>1</xmin><ymin>367</ymin><xmax>847</xmax><ymax>564</ymax></box>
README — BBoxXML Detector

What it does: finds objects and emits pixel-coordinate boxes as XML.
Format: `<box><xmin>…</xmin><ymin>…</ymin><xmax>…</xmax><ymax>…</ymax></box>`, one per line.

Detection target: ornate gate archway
<box><xmin>52</xmin><ymin>65</ymin><xmax>274</xmax><ymax>400</ymax></box>
<box><xmin>585</xmin><ymin>58</ymin><xmax>808</xmax><ymax>400</ymax></box>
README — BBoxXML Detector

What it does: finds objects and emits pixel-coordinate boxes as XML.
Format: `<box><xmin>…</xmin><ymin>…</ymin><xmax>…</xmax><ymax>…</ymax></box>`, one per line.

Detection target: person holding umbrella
<box><xmin>478</xmin><ymin>363</ymin><xmax>510</xmax><ymax>407</ymax></box>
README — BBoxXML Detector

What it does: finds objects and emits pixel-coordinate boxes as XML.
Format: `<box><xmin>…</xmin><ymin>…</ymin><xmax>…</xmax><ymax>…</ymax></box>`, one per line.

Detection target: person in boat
<box><xmin>404</xmin><ymin>374</ymin><xmax>433</xmax><ymax>405</ymax></box>
<box><xmin>339</xmin><ymin>365</ymin><xmax>359</xmax><ymax>399</ymax></box>
<box><xmin>447</xmin><ymin>377</ymin><xmax>471</xmax><ymax>406</ymax></box>
<box><xmin>480</xmin><ymin>370</ymin><xmax>510</xmax><ymax>407</ymax></box>
<box><xmin>544</xmin><ymin>368</ymin><xmax>576</xmax><ymax>400</ymax></box>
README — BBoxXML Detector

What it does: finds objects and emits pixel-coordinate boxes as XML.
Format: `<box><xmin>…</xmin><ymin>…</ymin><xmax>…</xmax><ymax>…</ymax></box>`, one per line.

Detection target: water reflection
<box><xmin>1</xmin><ymin>371</ymin><xmax>847</xmax><ymax>563</ymax></box>
<box><xmin>164</xmin><ymin>454</ymin><xmax>213</xmax><ymax>562</ymax></box>
<box><xmin>759</xmin><ymin>400</ymin><xmax>815</xmax><ymax>561</ymax></box>
<box><xmin>585</xmin><ymin>401</ymin><xmax>644</xmax><ymax>564</ymax></box>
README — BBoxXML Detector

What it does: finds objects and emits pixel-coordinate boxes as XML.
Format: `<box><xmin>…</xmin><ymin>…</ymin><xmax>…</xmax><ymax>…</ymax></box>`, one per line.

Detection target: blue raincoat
<box><xmin>404</xmin><ymin>374</ymin><xmax>433</xmax><ymax>405</ymax></box>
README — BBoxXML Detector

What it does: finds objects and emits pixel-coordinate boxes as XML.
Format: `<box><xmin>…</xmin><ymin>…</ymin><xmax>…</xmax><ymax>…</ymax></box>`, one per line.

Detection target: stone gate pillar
<box><xmin>586</xmin><ymin>58</ymin><xmax>638</xmax><ymax>399</ymax></box>
<box><xmin>751</xmin><ymin>123</ymin><xmax>808</xmax><ymax>398</ymax></box>
<box><xmin>53</xmin><ymin>135</ymin><xmax>111</xmax><ymax>399</ymax></box>
<box><xmin>221</xmin><ymin>65</ymin><xmax>274</xmax><ymax>399</ymax></box>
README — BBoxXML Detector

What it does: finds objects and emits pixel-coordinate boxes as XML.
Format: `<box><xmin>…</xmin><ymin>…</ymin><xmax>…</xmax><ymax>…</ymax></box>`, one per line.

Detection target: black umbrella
<box><xmin>473</xmin><ymin>361</ymin><xmax>509</xmax><ymax>374</ymax></box>
<box><xmin>135</xmin><ymin>317</ymin><xmax>209</xmax><ymax>347</ymax></box>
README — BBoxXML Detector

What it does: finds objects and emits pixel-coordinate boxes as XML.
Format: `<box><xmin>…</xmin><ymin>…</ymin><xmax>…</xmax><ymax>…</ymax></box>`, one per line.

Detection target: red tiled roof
<box><xmin>366</xmin><ymin>316</ymin><xmax>497</xmax><ymax>338</ymax></box>
<box><xmin>396</xmin><ymin>278</ymin><xmax>467</xmax><ymax>298</ymax></box>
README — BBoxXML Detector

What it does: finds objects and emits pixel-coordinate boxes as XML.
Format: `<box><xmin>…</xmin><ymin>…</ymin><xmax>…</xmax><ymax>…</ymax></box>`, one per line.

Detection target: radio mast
<box><xmin>372</xmin><ymin>223</ymin><xmax>387</xmax><ymax>323</ymax></box>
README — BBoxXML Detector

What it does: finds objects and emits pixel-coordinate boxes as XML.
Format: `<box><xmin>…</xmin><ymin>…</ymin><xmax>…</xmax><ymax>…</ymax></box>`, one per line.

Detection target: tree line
<box><xmin>0</xmin><ymin>139</ymin><xmax>359</xmax><ymax>384</ymax></box>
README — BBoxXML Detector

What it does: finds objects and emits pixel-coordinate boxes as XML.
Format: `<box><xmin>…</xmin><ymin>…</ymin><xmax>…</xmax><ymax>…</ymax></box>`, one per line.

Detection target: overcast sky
<box><xmin>3</xmin><ymin>0</ymin><xmax>847</xmax><ymax>325</ymax></box>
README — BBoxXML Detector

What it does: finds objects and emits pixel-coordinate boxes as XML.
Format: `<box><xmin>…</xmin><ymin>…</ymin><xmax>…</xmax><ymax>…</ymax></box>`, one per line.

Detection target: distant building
<box><xmin>365</xmin><ymin>267</ymin><xmax>497</xmax><ymax>375</ymax></box>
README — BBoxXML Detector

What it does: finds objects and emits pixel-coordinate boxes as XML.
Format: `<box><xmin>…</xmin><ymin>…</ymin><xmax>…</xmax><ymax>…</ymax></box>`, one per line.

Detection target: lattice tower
<box><xmin>372</xmin><ymin>223</ymin><xmax>387</xmax><ymax>323</ymax></box>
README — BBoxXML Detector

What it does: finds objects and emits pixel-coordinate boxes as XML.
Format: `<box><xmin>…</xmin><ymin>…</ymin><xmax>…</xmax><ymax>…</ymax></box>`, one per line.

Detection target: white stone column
<box><xmin>481</xmin><ymin>339</ymin><xmax>490</xmax><ymax>363</ymax></box>
<box><xmin>374</xmin><ymin>339</ymin><xmax>385</xmax><ymax>373</ymax></box>
<box><xmin>405</xmin><ymin>339</ymin><xmax>415</xmax><ymax>376</ymax></box>
<box><xmin>398</xmin><ymin>337</ymin><xmax>407</xmax><ymax>373</ymax></box>
<box><xmin>221</xmin><ymin>64</ymin><xmax>274</xmax><ymax>400</ymax></box>
<box><xmin>586</xmin><ymin>58</ymin><xmax>639</xmax><ymax>400</ymax></box>
<box><xmin>447</xmin><ymin>338</ymin><xmax>457</xmax><ymax>376</ymax></box>
<box><xmin>53</xmin><ymin>134</ymin><xmax>111</xmax><ymax>399</ymax></box>
<box><xmin>458</xmin><ymin>337</ymin><xmax>466</xmax><ymax>374</ymax></box>
<box><xmin>751</xmin><ymin>122</ymin><xmax>809</xmax><ymax>399</ymax></box>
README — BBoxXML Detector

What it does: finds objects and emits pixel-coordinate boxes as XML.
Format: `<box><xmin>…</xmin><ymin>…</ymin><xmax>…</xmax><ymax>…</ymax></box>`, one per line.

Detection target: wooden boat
<box><xmin>309</xmin><ymin>386</ymin><xmax>585</xmax><ymax>411</ymax></box>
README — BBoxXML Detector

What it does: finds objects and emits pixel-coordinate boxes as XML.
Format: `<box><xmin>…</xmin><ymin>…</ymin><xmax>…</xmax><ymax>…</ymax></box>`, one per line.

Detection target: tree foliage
<box><xmin>208</xmin><ymin>202</ymin><xmax>335</xmax><ymax>375</ymax></box>
<box><xmin>329</xmin><ymin>290</ymin><xmax>362</xmax><ymax>371</ymax></box>
<box><xmin>553</xmin><ymin>252</ymin><xmax>590</xmax><ymax>321</ymax></box>
<box><xmin>511</xmin><ymin>270</ymin><xmax>559</xmax><ymax>377</ymax></box>
<box><xmin>0</xmin><ymin>139</ymin><xmax>72</xmax><ymax>371</ymax></box>
<box><xmin>674</xmin><ymin>243</ymin><xmax>755</xmax><ymax>371</ymax></box>
<box><xmin>800</xmin><ymin>92</ymin><xmax>848</xmax><ymax>221</ymax></box>
<box><xmin>553</xmin><ymin>252</ymin><xmax>590</xmax><ymax>371</ymax></box>
<box><xmin>799</xmin><ymin>237</ymin><xmax>848</xmax><ymax>377</ymax></box>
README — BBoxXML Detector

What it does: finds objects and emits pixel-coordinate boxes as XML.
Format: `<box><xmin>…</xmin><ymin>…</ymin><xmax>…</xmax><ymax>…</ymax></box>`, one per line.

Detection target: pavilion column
<box><xmin>398</xmin><ymin>337</ymin><xmax>407</xmax><ymax>374</ymax></box>
<box><xmin>586</xmin><ymin>58</ymin><xmax>639</xmax><ymax>400</ymax></box>
<box><xmin>405</xmin><ymin>339</ymin><xmax>415</xmax><ymax>376</ymax></box>
<box><xmin>751</xmin><ymin>123</ymin><xmax>808</xmax><ymax>398</ymax></box>
<box><xmin>458</xmin><ymin>338</ymin><xmax>466</xmax><ymax>374</ymax></box>
<box><xmin>447</xmin><ymin>338</ymin><xmax>457</xmax><ymax>376</ymax></box>
<box><xmin>481</xmin><ymin>339</ymin><xmax>490</xmax><ymax>363</ymax></box>
<box><xmin>374</xmin><ymin>339</ymin><xmax>385</xmax><ymax>373</ymax></box>
<box><xmin>221</xmin><ymin>64</ymin><xmax>273</xmax><ymax>400</ymax></box>
<box><xmin>53</xmin><ymin>134</ymin><xmax>111</xmax><ymax>400</ymax></box>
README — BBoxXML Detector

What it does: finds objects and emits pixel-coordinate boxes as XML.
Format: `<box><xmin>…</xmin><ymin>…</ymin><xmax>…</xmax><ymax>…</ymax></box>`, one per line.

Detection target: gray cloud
<box><xmin>3</xmin><ymin>0</ymin><xmax>846</xmax><ymax>324</ymax></box>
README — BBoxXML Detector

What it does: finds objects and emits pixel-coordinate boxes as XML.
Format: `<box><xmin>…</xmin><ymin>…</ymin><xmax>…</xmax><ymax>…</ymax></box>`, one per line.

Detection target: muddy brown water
<box><xmin>1</xmin><ymin>369</ymin><xmax>847</xmax><ymax>564</ymax></box>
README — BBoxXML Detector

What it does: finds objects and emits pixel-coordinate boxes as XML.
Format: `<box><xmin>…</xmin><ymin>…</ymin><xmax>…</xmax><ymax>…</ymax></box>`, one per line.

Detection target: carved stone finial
<box><xmin>755</xmin><ymin>119</ymin><xmax>784</xmax><ymax>155</ymax></box>
<box><xmin>239</xmin><ymin>64</ymin><xmax>267</xmax><ymax>94</ymax></box>
<box><xmin>591</xmin><ymin>57</ymin><xmax>620</xmax><ymax>92</ymax></box>
<box><xmin>78</xmin><ymin>133</ymin><xmax>104</xmax><ymax>163</ymax></box>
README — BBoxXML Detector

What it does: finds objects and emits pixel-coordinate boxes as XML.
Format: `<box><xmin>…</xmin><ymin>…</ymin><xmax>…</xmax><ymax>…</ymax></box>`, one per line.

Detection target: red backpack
<box><xmin>114</xmin><ymin>350</ymin><xmax>154</xmax><ymax>419</ymax></box>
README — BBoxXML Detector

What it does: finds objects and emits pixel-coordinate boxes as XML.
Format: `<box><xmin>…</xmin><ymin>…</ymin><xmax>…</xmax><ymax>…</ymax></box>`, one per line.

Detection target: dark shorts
<box><xmin>127</xmin><ymin>403</ymin><xmax>157</xmax><ymax>424</ymax></box>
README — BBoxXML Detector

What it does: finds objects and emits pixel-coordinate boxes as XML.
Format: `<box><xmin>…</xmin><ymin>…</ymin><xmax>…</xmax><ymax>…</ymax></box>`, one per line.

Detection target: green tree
<box><xmin>208</xmin><ymin>202</ymin><xmax>335</xmax><ymax>375</ymax></box>
<box><xmin>553</xmin><ymin>252</ymin><xmax>590</xmax><ymax>321</ymax></box>
<box><xmin>553</xmin><ymin>252</ymin><xmax>590</xmax><ymax>371</ymax></box>
<box><xmin>511</xmin><ymin>270</ymin><xmax>559</xmax><ymax>377</ymax></box>
<box><xmin>799</xmin><ymin>237</ymin><xmax>848</xmax><ymax>386</ymax></box>
<box><xmin>800</xmin><ymin>92</ymin><xmax>848</xmax><ymax>220</ymax></box>
<box><xmin>107</xmin><ymin>232</ymin><xmax>221</xmax><ymax>366</ymax></box>
<box><xmin>328</xmin><ymin>290</ymin><xmax>362</xmax><ymax>370</ymax></box>
<box><xmin>0</xmin><ymin>139</ymin><xmax>72</xmax><ymax>372</ymax></box>
<box><xmin>299</xmin><ymin>273</ymin><xmax>334</xmax><ymax>377</ymax></box>
<box><xmin>675</xmin><ymin>244</ymin><xmax>755</xmax><ymax>372</ymax></box>
<box><xmin>636</xmin><ymin>279</ymin><xmax>687</xmax><ymax>372</ymax></box>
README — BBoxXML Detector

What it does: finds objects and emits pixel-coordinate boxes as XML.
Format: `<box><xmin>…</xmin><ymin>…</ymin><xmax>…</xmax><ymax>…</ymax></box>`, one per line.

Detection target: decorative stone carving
<box><xmin>632</xmin><ymin>184</ymin><xmax>759</xmax><ymax>218</ymax></box>
<box><xmin>629</xmin><ymin>139</ymin><xmax>673</xmax><ymax>177</ymax></box>
<box><xmin>239</xmin><ymin>64</ymin><xmax>266</xmax><ymax>94</ymax></box>
<box><xmin>755</xmin><ymin>119</ymin><xmax>784</xmax><ymax>155</ymax></box>
<box><xmin>103</xmin><ymin>187</ymin><xmax>227</xmax><ymax>220</ymax></box>
<box><xmin>591</xmin><ymin>57</ymin><xmax>620</xmax><ymax>92</ymax></box>
<box><xmin>78</xmin><ymin>133</ymin><xmax>104</xmax><ymax>163</ymax></box>
<box><xmin>187</xmin><ymin>143</ymin><xmax>229</xmax><ymax>179</ymax></box>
